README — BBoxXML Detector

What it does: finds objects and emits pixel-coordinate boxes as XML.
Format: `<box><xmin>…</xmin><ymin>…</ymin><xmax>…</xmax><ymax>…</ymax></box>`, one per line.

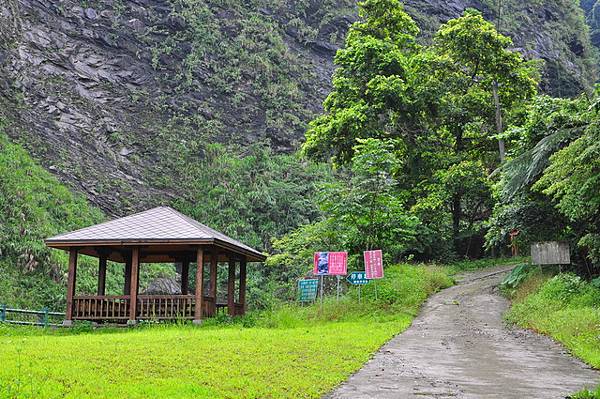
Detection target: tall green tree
<box><xmin>302</xmin><ymin>0</ymin><xmax>422</xmax><ymax>166</ymax></box>
<box><xmin>301</xmin><ymin>2</ymin><xmax>539</xmax><ymax>257</ymax></box>
<box><xmin>488</xmin><ymin>92</ymin><xmax>600</xmax><ymax>274</ymax></box>
<box><xmin>269</xmin><ymin>138</ymin><xmax>419</xmax><ymax>282</ymax></box>
<box><xmin>419</xmin><ymin>9</ymin><xmax>538</xmax><ymax>254</ymax></box>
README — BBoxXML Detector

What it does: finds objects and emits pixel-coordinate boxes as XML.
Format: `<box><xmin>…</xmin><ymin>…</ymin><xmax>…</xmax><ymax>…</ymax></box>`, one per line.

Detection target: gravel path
<box><xmin>327</xmin><ymin>266</ymin><xmax>599</xmax><ymax>399</ymax></box>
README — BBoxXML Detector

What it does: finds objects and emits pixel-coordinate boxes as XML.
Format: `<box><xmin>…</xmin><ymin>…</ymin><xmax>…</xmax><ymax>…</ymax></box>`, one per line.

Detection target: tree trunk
<box><xmin>452</xmin><ymin>193</ymin><xmax>462</xmax><ymax>254</ymax></box>
<box><xmin>493</xmin><ymin>81</ymin><xmax>506</xmax><ymax>163</ymax></box>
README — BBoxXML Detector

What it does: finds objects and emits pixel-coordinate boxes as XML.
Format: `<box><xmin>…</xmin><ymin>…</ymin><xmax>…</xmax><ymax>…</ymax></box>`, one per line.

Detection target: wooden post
<box><xmin>227</xmin><ymin>256</ymin><xmax>235</xmax><ymax>316</ymax></box>
<box><xmin>210</xmin><ymin>252</ymin><xmax>218</xmax><ymax>308</ymax></box>
<box><xmin>194</xmin><ymin>248</ymin><xmax>204</xmax><ymax>325</ymax></box>
<box><xmin>181</xmin><ymin>260</ymin><xmax>189</xmax><ymax>295</ymax></box>
<box><xmin>128</xmin><ymin>247</ymin><xmax>139</xmax><ymax>325</ymax></box>
<box><xmin>239</xmin><ymin>257</ymin><xmax>247</xmax><ymax>315</ymax></box>
<box><xmin>123</xmin><ymin>256</ymin><xmax>132</xmax><ymax>295</ymax></box>
<box><xmin>97</xmin><ymin>255</ymin><xmax>107</xmax><ymax>296</ymax></box>
<box><xmin>63</xmin><ymin>248</ymin><xmax>78</xmax><ymax>326</ymax></box>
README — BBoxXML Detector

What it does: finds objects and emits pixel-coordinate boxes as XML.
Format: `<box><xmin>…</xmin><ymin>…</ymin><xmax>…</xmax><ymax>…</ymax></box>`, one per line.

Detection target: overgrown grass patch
<box><xmin>0</xmin><ymin>264</ymin><xmax>451</xmax><ymax>399</ymax></box>
<box><xmin>572</xmin><ymin>386</ymin><xmax>600</xmax><ymax>399</ymax></box>
<box><xmin>506</xmin><ymin>273</ymin><xmax>600</xmax><ymax>369</ymax></box>
<box><xmin>444</xmin><ymin>256</ymin><xmax>526</xmax><ymax>275</ymax></box>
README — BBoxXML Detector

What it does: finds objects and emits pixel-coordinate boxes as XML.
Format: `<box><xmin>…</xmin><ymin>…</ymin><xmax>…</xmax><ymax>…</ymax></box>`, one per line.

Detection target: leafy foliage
<box><xmin>290</xmin><ymin>1</ymin><xmax>540</xmax><ymax>264</ymax></box>
<box><xmin>0</xmin><ymin>129</ymin><xmax>181</xmax><ymax>309</ymax></box>
<box><xmin>302</xmin><ymin>0</ymin><xmax>421</xmax><ymax>165</ymax></box>
<box><xmin>174</xmin><ymin>143</ymin><xmax>332</xmax><ymax>252</ymax></box>
<box><xmin>535</xmin><ymin>115</ymin><xmax>600</xmax><ymax>264</ymax></box>
<box><xmin>489</xmin><ymin>91</ymin><xmax>600</xmax><ymax>273</ymax></box>
<box><xmin>269</xmin><ymin>138</ymin><xmax>419</xmax><ymax>281</ymax></box>
<box><xmin>0</xmin><ymin>127</ymin><xmax>110</xmax><ymax>309</ymax></box>
<box><xmin>500</xmin><ymin>263</ymin><xmax>534</xmax><ymax>290</ymax></box>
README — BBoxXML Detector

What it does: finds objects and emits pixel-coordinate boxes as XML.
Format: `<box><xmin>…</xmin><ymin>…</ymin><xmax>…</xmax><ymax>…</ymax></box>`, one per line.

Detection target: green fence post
<box><xmin>1</xmin><ymin>304</ymin><xmax>5</xmax><ymax>322</ymax></box>
<box><xmin>42</xmin><ymin>307</ymin><xmax>49</xmax><ymax>327</ymax></box>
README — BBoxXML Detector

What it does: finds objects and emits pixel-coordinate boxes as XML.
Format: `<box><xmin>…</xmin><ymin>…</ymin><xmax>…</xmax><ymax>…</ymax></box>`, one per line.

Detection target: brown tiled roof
<box><xmin>45</xmin><ymin>206</ymin><xmax>265</xmax><ymax>261</ymax></box>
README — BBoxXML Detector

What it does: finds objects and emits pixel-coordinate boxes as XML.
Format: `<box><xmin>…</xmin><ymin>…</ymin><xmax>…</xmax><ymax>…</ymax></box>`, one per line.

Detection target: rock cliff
<box><xmin>0</xmin><ymin>0</ymin><xmax>596</xmax><ymax>214</ymax></box>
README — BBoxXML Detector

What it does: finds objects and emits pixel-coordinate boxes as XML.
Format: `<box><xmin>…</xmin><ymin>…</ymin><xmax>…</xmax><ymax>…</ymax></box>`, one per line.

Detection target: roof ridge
<box><xmin>161</xmin><ymin>206</ymin><xmax>209</xmax><ymax>233</ymax></box>
<box><xmin>163</xmin><ymin>207</ymin><xmax>257</xmax><ymax>253</ymax></box>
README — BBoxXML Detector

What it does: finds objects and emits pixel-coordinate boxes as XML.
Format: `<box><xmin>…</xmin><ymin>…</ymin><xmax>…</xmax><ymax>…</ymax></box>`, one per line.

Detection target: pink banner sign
<box><xmin>313</xmin><ymin>252</ymin><xmax>348</xmax><ymax>276</ymax></box>
<box><xmin>364</xmin><ymin>250</ymin><xmax>384</xmax><ymax>279</ymax></box>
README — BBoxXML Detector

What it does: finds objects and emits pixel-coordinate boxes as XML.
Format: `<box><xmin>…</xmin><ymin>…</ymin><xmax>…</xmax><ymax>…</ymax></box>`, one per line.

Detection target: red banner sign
<box><xmin>313</xmin><ymin>252</ymin><xmax>348</xmax><ymax>276</ymax></box>
<box><xmin>364</xmin><ymin>250</ymin><xmax>384</xmax><ymax>279</ymax></box>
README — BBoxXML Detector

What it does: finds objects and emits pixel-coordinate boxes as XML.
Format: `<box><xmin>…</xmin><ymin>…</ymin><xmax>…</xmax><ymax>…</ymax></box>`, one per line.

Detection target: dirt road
<box><xmin>327</xmin><ymin>266</ymin><xmax>599</xmax><ymax>398</ymax></box>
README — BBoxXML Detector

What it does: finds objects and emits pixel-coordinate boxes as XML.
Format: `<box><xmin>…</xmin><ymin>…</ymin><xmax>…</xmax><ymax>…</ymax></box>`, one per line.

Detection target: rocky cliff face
<box><xmin>406</xmin><ymin>0</ymin><xmax>597</xmax><ymax>96</ymax></box>
<box><xmin>0</xmin><ymin>0</ymin><xmax>596</xmax><ymax>214</ymax></box>
<box><xmin>581</xmin><ymin>0</ymin><xmax>600</xmax><ymax>47</ymax></box>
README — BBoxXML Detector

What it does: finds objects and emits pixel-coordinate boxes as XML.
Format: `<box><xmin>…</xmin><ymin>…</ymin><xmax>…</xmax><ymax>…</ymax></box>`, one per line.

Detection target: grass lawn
<box><xmin>0</xmin><ymin>321</ymin><xmax>408</xmax><ymax>398</ymax></box>
<box><xmin>0</xmin><ymin>264</ymin><xmax>453</xmax><ymax>399</ymax></box>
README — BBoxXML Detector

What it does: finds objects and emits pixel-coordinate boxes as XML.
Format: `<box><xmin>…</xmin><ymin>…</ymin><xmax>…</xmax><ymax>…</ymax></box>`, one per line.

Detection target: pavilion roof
<box><xmin>45</xmin><ymin>206</ymin><xmax>266</xmax><ymax>261</ymax></box>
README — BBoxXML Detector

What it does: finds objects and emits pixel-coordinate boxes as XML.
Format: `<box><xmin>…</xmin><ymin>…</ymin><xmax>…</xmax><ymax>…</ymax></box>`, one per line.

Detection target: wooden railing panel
<box><xmin>72</xmin><ymin>295</ymin><xmax>243</xmax><ymax>321</ymax></box>
<box><xmin>136</xmin><ymin>295</ymin><xmax>195</xmax><ymax>320</ymax></box>
<box><xmin>73</xmin><ymin>296</ymin><xmax>130</xmax><ymax>320</ymax></box>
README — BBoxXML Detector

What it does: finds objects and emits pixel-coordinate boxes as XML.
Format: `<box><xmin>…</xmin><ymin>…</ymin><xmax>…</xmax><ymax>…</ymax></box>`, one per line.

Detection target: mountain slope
<box><xmin>0</xmin><ymin>0</ymin><xmax>598</xmax><ymax>311</ymax></box>
<box><xmin>0</xmin><ymin>0</ymin><xmax>596</xmax><ymax>216</ymax></box>
<box><xmin>582</xmin><ymin>0</ymin><xmax>600</xmax><ymax>47</ymax></box>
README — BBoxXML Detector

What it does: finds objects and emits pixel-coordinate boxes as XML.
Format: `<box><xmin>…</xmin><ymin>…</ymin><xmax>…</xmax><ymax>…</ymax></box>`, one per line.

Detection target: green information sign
<box><xmin>347</xmin><ymin>271</ymin><xmax>370</xmax><ymax>285</ymax></box>
<box><xmin>298</xmin><ymin>279</ymin><xmax>319</xmax><ymax>302</ymax></box>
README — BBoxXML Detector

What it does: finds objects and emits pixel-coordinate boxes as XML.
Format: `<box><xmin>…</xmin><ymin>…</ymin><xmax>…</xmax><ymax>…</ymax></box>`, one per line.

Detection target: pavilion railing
<box><xmin>73</xmin><ymin>296</ymin><xmax>130</xmax><ymax>320</ymax></box>
<box><xmin>72</xmin><ymin>295</ymin><xmax>244</xmax><ymax>321</ymax></box>
<box><xmin>137</xmin><ymin>295</ymin><xmax>195</xmax><ymax>320</ymax></box>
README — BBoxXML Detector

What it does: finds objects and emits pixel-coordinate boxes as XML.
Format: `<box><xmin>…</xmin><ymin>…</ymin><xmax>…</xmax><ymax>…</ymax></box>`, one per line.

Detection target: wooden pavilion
<box><xmin>45</xmin><ymin>206</ymin><xmax>266</xmax><ymax>326</ymax></box>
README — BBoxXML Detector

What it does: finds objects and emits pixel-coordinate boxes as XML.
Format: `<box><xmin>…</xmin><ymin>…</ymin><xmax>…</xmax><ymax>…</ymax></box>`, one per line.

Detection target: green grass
<box><xmin>571</xmin><ymin>387</ymin><xmax>600</xmax><ymax>399</ymax></box>
<box><xmin>444</xmin><ymin>256</ymin><xmax>527</xmax><ymax>275</ymax></box>
<box><xmin>505</xmin><ymin>272</ymin><xmax>600</xmax><ymax>396</ymax></box>
<box><xmin>506</xmin><ymin>273</ymin><xmax>600</xmax><ymax>368</ymax></box>
<box><xmin>0</xmin><ymin>264</ymin><xmax>452</xmax><ymax>399</ymax></box>
<box><xmin>0</xmin><ymin>323</ymin><xmax>404</xmax><ymax>398</ymax></box>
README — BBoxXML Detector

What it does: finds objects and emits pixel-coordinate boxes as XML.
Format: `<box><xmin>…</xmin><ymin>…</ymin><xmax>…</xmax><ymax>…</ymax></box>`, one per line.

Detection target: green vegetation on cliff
<box><xmin>0</xmin><ymin>123</ymin><xmax>106</xmax><ymax>309</ymax></box>
<box><xmin>0</xmin><ymin>119</ymin><xmax>333</xmax><ymax>310</ymax></box>
<box><xmin>1</xmin><ymin>0</ymin><xmax>600</xmax><ymax>314</ymax></box>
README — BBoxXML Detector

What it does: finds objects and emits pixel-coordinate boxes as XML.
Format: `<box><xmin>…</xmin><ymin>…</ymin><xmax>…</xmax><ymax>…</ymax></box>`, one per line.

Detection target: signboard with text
<box><xmin>531</xmin><ymin>242</ymin><xmax>570</xmax><ymax>265</ymax></box>
<box><xmin>347</xmin><ymin>271</ymin><xmax>370</xmax><ymax>285</ymax></box>
<box><xmin>313</xmin><ymin>252</ymin><xmax>348</xmax><ymax>276</ymax></box>
<box><xmin>298</xmin><ymin>279</ymin><xmax>319</xmax><ymax>302</ymax></box>
<box><xmin>364</xmin><ymin>250</ymin><xmax>384</xmax><ymax>279</ymax></box>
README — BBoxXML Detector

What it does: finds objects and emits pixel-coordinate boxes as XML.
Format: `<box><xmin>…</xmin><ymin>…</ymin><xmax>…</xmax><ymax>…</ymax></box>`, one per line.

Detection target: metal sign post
<box><xmin>319</xmin><ymin>274</ymin><xmax>324</xmax><ymax>307</ymax></box>
<box><xmin>347</xmin><ymin>271</ymin><xmax>369</xmax><ymax>304</ymax></box>
<box><xmin>374</xmin><ymin>280</ymin><xmax>378</xmax><ymax>301</ymax></box>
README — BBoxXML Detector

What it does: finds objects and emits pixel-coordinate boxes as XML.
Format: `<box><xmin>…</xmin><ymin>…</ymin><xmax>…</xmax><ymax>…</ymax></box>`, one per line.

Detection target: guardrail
<box><xmin>0</xmin><ymin>304</ymin><xmax>65</xmax><ymax>327</ymax></box>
